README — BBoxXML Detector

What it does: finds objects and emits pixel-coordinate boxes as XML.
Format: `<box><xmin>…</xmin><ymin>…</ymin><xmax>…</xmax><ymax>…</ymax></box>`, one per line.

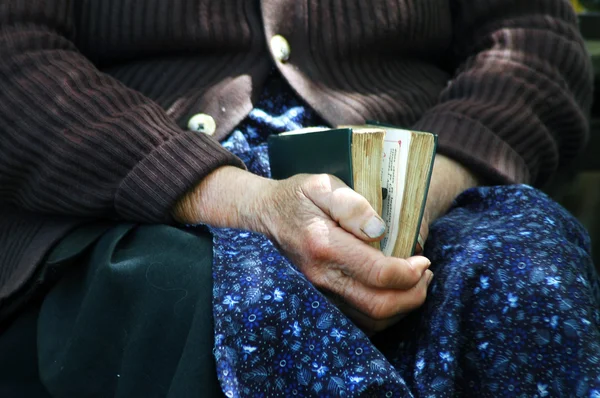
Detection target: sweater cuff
<box><xmin>115</xmin><ymin>129</ymin><xmax>245</xmax><ymax>223</ymax></box>
<box><xmin>412</xmin><ymin>111</ymin><xmax>530</xmax><ymax>185</ymax></box>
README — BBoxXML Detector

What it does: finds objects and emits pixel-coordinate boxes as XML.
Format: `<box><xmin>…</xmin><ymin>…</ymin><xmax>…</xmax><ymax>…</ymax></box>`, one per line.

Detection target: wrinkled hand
<box><xmin>173</xmin><ymin>167</ymin><xmax>433</xmax><ymax>332</ymax></box>
<box><xmin>259</xmin><ymin>173</ymin><xmax>433</xmax><ymax>332</ymax></box>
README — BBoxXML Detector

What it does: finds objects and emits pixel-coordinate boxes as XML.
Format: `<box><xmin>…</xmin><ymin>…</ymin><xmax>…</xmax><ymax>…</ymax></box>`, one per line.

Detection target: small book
<box><xmin>268</xmin><ymin>122</ymin><xmax>437</xmax><ymax>258</ymax></box>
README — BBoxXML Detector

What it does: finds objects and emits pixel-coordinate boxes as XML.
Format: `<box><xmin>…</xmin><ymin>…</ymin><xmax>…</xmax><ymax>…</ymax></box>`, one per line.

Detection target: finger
<box><xmin>325</xmin><ymin>269</ymin><xmax>434</xmax><ymax>321</ymax></box>
<box><xmin>321</xmin><ymin>225</ymin><xmax>430</xmax><ymax>290</ymax></box>
<box><xmin>304</xmin><ymin>174</ymin><xmax>386</xmax><ymax>241</ymax></box>
<box><xmin>329</xmin><ymin>187</ymin><xmax>386</xmax><ymax>241</ymax></box>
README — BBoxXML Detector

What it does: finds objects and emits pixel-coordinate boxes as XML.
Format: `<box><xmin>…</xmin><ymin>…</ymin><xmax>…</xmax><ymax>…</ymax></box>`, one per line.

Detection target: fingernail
<box><xmin>362</xmin><ymin>215</ymin><xmax>386</xmax><ymax>239</ymax></box>
<box><xmin>426</xmin><ymin>270</ymin><xmax>434</xmax><ymax>286</ymax></box>
<box><xmin>408</xmin><ymin>257</ymin><xmax>431</xmax><ymax>272</ymax></box>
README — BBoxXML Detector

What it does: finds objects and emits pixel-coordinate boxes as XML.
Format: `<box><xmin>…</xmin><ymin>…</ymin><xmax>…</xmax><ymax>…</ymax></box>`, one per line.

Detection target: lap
<box><xmin>424</xmin><ymin>185</ymin><xmax>598</xmax><ymax>324</ymax></box>
<box><xmin>3</xmin><ymin>222</ymin><xmax>222</xmax><ymax>398</ymax></box>
<box><xmin>386</xmin><ymin>185</ymin><xmax>600</xmax><ymax>396</ymax></box>
<box><xmin>428</xmin><ymin>184</ymin><xmax>592</xmax><ymax>271</ymax></box>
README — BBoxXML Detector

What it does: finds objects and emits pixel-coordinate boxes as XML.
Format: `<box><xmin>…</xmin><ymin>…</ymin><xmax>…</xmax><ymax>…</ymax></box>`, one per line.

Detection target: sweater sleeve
<box><xmin>412</xmin><ymin>0</ymin><xmax>593</xmax><ymax>186</ymax></box>
<box><xmin>0</xmin><ymin>1</ymin><xmax>245</xmax><ymax>223</ymax></box>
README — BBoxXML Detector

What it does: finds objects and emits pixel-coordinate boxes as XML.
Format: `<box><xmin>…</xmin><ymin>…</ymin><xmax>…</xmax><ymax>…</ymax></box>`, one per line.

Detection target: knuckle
<box><xmin>309</xmin><ymin>174</ymin><xmax>333</xmax><ymax>193</ymax></box>
<box><xmin>349</xmin><ymin>197</ymin><xmax>375</xmax><ymax>222</ymax></box>
<box><xmin>336</xmin><ymin>187</ymin><xmax>371</xmax><ymax>213</ymax></box>
<box><xmin>356</xmin><ymin>195</ymin><xmax>373</xmax><ymax>212</ymax></box>
<box><xmin>369</xmin><ymin>258</ymin><xmax>421</xmax><ymax>289</ymax></box>
<box><xmin>321</xmin><ymin>173</ymin><xmax>344</xmax><ymax>187</ymax></box>
<box><xmin>304</xmin><ymin>234</ymin><xmax>330</xmax><ymax>262</ymax></box>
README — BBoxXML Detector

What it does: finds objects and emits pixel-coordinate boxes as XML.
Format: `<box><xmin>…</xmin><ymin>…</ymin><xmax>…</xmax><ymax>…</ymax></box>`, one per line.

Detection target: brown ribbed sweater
<box><xmin>0</xmin><ymin>0</ymin><xmax>593</xmax><ymax>322</ymax></box>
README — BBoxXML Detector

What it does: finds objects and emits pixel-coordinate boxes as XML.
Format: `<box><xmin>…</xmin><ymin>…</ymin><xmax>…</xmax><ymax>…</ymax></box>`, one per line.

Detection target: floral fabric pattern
<box><xmin>210</xmin><ymin>75</ymin><xmax>600</xmax><ymax>397</ymax></box>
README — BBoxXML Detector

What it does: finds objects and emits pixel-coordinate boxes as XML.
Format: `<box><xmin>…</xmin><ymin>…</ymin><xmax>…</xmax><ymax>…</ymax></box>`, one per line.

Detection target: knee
<box><xmin>426</xmin><ymin>186</ymin><xmax>593</xmax><ymax>289</ymax></box>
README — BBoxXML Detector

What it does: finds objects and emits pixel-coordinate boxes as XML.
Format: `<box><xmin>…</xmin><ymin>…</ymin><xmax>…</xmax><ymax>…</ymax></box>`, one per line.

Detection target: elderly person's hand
<box><xmin>173</xmin><ymin>166</ymin><xmax>432</xmax><ymax>333</ymax></box>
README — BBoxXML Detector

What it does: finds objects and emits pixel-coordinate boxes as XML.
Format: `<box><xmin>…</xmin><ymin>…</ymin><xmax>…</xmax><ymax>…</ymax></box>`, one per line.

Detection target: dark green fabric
<box><xmin>0</xmin><ymin>299</ymin><xmax>52</xmax><ymax>398</ymax></box>
<box><xmin>0</xmin><ymin>223</ymin><xmax>222</xmax><ymax>397</ymax></box>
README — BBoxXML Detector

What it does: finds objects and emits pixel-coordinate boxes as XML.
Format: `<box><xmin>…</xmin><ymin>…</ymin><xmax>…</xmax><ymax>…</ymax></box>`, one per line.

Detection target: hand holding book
<box><xmin>259</xmin><ymin>173</ymin><xmax>434</xmax><ymax>332</ymax></box>
<box><xmin>172</xmin><ymin>166</ymin><xmax>432</xmax><ymax>332</ymax></box>
<box><xmin>269</xmin><ymin>123</ymin><xmax>437</xmax><ymax>258</ymax></box>
<box><xmin>266</xmin><ymin>124</ymin><xmax>483</xmax><ymax>330</ymax></box>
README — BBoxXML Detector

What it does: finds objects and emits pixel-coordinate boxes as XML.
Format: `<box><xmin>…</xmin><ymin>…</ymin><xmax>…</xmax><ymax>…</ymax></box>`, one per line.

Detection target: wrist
<box><xmin>171</xmin><ymin>166</ymin><xmax>277</xmax><ymax>235</ymax></box>
<box><xmin>425</xmin><ymin>154</ymin><xmax>480</xmax><ymax>223</ymax></box>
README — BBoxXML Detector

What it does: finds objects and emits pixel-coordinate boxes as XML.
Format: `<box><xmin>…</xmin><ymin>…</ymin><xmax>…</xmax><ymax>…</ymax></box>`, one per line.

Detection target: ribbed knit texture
<box><xmin>0</xmin><ymin>0</ymin><xmax>592</xmax><ymax>321</ymax></box>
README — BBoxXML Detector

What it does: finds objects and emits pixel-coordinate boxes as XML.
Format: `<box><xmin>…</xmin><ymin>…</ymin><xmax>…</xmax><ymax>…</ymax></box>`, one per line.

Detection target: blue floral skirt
<box><xmin>211</xmin><ymin>76</ymin><xmax>600</xmax><ymax>397</ymax></box>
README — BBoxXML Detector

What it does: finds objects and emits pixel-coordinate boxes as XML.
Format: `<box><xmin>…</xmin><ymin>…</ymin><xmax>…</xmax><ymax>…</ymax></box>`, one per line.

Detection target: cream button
<box><xmin>187</xmin><ymin>113</ymin><xmax>216</xmax><ymax>136</ymax></box>
<box><xmin>270</xmin><ymin>35</ymin><xmax>290</xmax><ymax>63</ymax></box>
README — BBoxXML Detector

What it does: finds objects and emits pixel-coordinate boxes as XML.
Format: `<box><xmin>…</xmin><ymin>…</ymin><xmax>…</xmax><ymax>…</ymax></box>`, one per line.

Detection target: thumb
<box><xmin>304</xmin><ymin>174</ymin><xmax>386</xmax><ymax>242</ymax></box>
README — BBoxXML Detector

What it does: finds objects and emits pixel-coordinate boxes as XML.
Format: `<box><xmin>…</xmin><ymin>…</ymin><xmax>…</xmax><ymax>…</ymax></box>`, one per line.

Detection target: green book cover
<box><xmin>268</xmin><ymin>128</ymin><xmax>355</xmax><ymax>188</ymax></box>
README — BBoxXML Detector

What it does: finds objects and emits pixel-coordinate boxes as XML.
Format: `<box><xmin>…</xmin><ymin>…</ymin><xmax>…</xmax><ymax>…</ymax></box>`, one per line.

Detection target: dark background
<box><xmin>555</xmin><ymin>13</ymin><xmax>600</xmax><ymax>270</ymax></box>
